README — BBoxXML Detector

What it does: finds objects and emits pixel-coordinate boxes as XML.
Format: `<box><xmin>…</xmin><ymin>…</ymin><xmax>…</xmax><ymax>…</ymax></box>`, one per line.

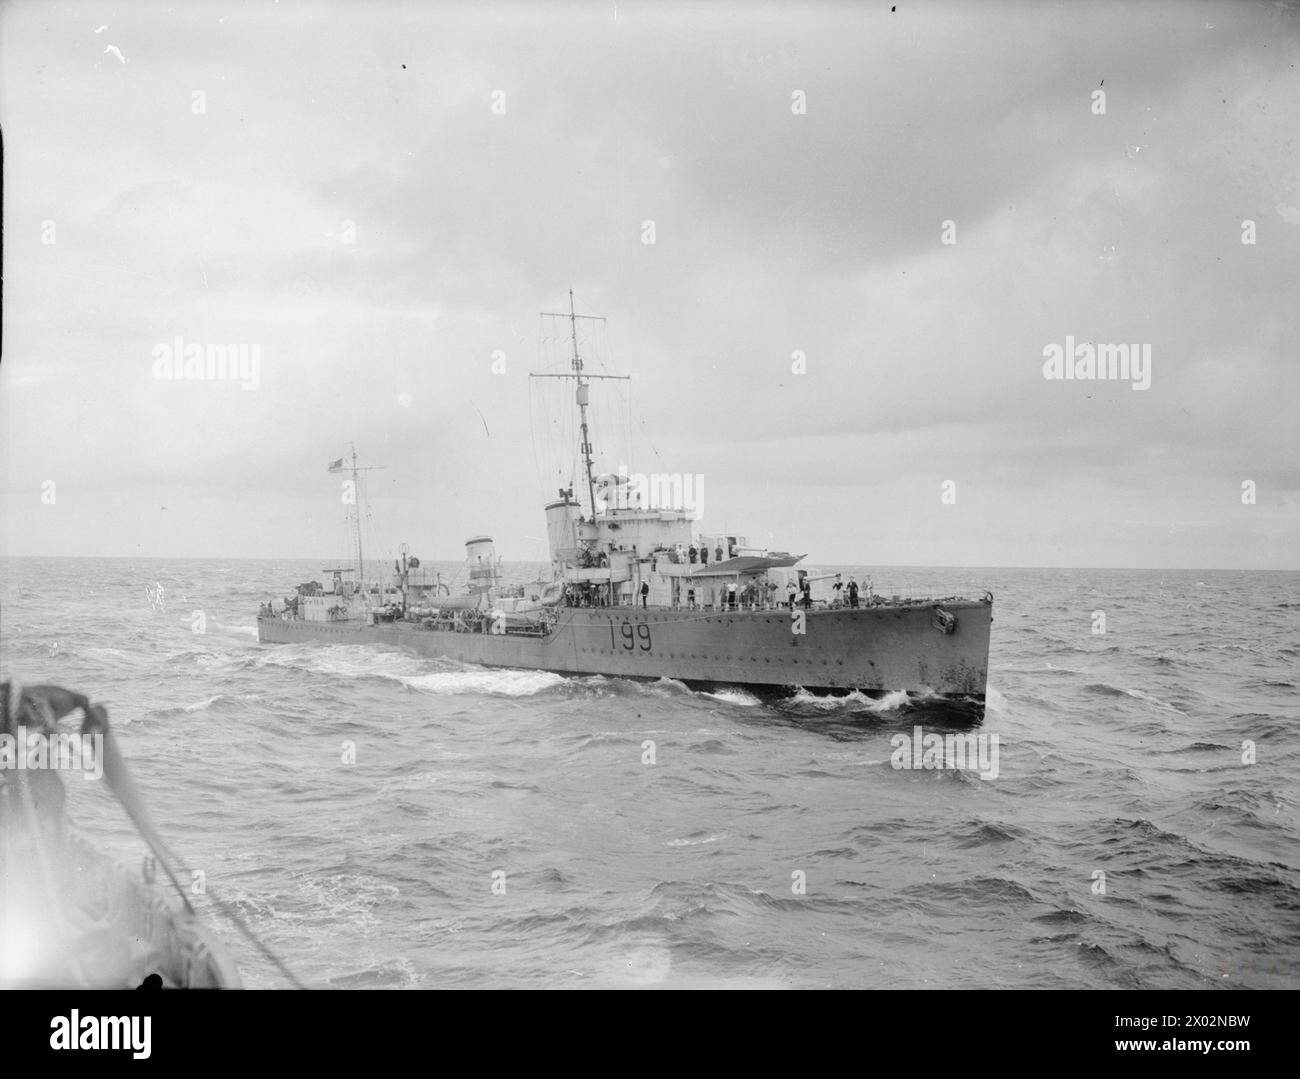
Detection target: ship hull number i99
<box><xmin>609</xmin><ymin>619</ymin><xmax>652</xmax><ymax>652</ymax></box>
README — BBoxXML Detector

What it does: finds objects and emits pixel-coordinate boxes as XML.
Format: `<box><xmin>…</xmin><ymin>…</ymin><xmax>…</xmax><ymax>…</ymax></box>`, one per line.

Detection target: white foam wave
<box><xmin>702</xmin><ymin>688</ymin><xmax>762</xmax><ymax>707</ymax></box>
<box><xmin>862</xmin><ymin>688</ymin><xmax>912</xmax><ymax>713</ymax></box>
<box><xmin>295</xmin><ymin>872</ymin><xmax>402</xmax><ymax>925</ymax></box>
<box><xmin>666</xmin><ymin>833</ymin><xmax>727</xmax><ymax>847</ymax></box>
<box><xmin>399</xmin><ymin>670</ymin><xmax>566</xmax><ymax>696</ymax></box>
<box><xmin>248</xmin><ymin>646</ymin><xmax>566</xmax><ymax>697</ymax></box>
<box><xmin>786</xmin><ymin>687</ymin><xmax>911</xmax><ymax>713</ymax></box>
<box><xmin>252</xmin><ymin>646</ymin><xmax>428</xmax><ymax>680</ymax></box>
<box><xmin>1124</xmin><ymin>687</ymin><xmax>1187</xmax><ymax>716</ymax></box>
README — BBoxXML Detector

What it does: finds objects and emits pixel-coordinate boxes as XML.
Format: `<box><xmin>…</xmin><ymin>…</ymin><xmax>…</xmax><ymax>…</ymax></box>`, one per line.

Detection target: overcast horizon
<box><xmin>3</xmin><ymin>0</ymin><xmax>1297</xmax><ymax>572</ymax></box>
<box><xmin>6</xmin><ymin>553</ymin><xmax>1300</xmax><ymax>573</ymax></box>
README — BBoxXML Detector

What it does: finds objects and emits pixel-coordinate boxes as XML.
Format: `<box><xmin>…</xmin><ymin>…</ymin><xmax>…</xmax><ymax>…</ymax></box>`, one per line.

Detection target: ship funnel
<box><xmin>465</xmin><ymin>535</ymin><xmax>498</xmax><ymax>593</ymax></box>
<box><xmin>544</xmin><ymin>494</ymin><xmax>582</xmax><ymax>569</ymax></box>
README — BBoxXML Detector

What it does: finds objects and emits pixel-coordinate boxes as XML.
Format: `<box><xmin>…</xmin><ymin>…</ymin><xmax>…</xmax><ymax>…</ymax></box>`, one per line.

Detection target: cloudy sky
<box><xmin>2</xmin><ymin>0</ymin><xmax>1297</xmax><ymax>569</ymax></box>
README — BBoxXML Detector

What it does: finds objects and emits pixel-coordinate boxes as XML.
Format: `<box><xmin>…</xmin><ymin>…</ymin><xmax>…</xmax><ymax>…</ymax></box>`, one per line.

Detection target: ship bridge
<box><xmin>542</xmin><ymin>481</ymin><xmax>805</xmax><ymax>611</ymax></box>
<box><xmin>530</xmin><ymin>291</ymin><xmax>805</xmax><ymax>612</ymax></box>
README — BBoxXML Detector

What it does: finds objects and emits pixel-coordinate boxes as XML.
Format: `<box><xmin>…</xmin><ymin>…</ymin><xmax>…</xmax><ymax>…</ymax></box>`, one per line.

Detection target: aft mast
<box><xmin>330</xmin><ymin>447</ymin><xmax>385</xmax><ymax>590</ymax></box>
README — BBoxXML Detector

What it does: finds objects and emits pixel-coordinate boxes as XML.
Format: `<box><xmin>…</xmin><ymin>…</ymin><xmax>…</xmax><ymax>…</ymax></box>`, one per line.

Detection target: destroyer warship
<box><xmin>259</xmin><ymin>294</ymin><xmax>993</xmax><ymax>711</ymax></box>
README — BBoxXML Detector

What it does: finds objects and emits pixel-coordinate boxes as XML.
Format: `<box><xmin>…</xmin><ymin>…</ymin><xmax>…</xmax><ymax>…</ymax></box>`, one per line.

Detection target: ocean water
<box><xmin>1</xmin><ymin>558</ymin><xmax>1297</xmax><ymax>989</ymax></box>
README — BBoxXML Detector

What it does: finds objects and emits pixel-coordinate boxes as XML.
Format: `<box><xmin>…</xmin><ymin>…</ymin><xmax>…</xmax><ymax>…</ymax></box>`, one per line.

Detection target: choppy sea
<box><xmin>2</xmin><ymin>558</ymin><xmax>1297</xmax><ymax>989</ymax></box>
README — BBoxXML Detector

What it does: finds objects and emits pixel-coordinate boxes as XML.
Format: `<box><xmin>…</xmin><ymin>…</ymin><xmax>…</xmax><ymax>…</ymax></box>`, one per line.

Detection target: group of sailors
<box><xmin>831</xmin><ymin>576</ymin><xmax>864</xmax><ymax>608</ymax></box>
<box><xmin>690</xmin><ymin>574</ymin><xmax>867</xmax><ymax>611</ymax></box>
<box><xmin>685</xmin><ymin>538</ymin><xmax>736</xmax><ymax>565</ymax></box>
<box><xmin>685</xmin><ymin>579</ymin><xmax>766</xmax><ymax>610</ymax></box>
<box><xmin>628</xmin><ymin>538</ymin><xmax>741</xmax><ymax>567</ymax></box>
<box><xmin>563</xmin><ymin>583</ymin><xmax>618</xmax><ymax>608</ymax></box>
<box><xmin>560</xmin><ymin>572</ymin><xmax>869</xmax><ymax>611</ymax></box>
<box><xmin>260</xmin><ymin>595</ymin><xmax>304</xmax><ymax>618</ymax></box>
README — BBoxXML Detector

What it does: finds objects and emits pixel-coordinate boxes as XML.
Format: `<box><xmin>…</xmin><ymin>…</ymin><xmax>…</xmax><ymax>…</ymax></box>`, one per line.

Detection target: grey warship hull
<box><xmin>258</xmin><ymin>598</ymin><xmax>992</xmax><ymax>705</ymax></box>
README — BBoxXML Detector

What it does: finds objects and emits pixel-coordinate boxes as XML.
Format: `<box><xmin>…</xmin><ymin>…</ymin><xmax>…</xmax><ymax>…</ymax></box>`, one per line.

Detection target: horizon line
<box><xmin>0</xmin><ymin>554</ymin><xmax>1296</xmax><ymax>573</ymax></box>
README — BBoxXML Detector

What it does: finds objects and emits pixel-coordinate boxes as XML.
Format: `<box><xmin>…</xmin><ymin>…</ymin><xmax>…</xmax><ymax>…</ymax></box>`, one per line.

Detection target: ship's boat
<box><xmin>0</xmin><ymin>682</ymin><xmax>245</xmax><ymax>988</ymax></box>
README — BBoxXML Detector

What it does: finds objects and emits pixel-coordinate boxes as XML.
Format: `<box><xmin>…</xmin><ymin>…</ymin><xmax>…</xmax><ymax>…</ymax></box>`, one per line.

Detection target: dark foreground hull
<box><xmin>2</xmin><ymin>682</ymin><xmax>243</xmax><ymax>989</ymax></box>
<box><xmin>1</xmin><ymin>832</ymin><xmax>242</xmax><ymax>989</ymax></box>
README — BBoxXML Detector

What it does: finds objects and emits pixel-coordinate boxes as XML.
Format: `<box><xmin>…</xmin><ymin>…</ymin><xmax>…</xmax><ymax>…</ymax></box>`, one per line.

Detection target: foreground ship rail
<box><xmin>0</xmin><ymin>682</ymin><xmax>301</xmax><ymax>988</ymax></box>
<box><xmin>258</xmin><ymin>293</ymin><xmax>993</xmax><ymax>713</ymax></box>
